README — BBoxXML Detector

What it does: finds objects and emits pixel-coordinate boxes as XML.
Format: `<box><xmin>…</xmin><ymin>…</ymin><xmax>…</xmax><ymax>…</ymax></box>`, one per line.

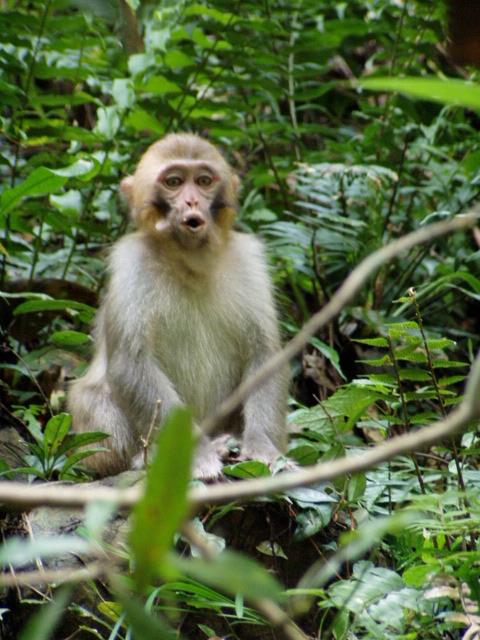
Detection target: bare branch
<box><xmin>0</xmin><ymin>481</ymin><xmax>141</xmax><ymax>509</ymax></box>
<box><xmin>0</xmin><ymin>561</ymin><xmax>110</xmax><ymax>588</ymax></box>
<box><xmin>0</xmin><ymin>393</ymin><xmax>475</xmax><ymax>511</ymax></box>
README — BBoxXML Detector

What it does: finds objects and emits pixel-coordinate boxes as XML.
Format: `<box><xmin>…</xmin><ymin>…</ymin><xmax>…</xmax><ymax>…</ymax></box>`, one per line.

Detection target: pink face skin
<box><xmin>154</xmin><ymin>161</ymin><xmax>222</xmax><ymax>243</ymax></box>
<box><xmin>158</xmin><ymin>161</ymin><xmax>220</xmax><ymax>215</ymax></box>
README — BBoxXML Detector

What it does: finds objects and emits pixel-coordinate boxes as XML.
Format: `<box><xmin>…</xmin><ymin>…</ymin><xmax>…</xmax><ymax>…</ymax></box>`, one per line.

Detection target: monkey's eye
<box><xmin>196</xmin><ymin>175</ymin><xmax>213</xmax><ymax>187</ymax></box>
<box><xmin>164</xmin><ymin>175</ymin><xmax>183</xmax><ymax>188</ymax></box>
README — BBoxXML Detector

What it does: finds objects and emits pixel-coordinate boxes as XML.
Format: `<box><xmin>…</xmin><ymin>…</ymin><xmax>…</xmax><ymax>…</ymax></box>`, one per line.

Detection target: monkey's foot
<box><xmin>211</xmin><ymin>433</ymin><xmax>237</xmax><ymax>459</ymax></box>
<box><xmin>239</xmin><ymin>442</ymin><xmax>298</xmax><ymax>473</ymax></box>
<box><xmin>238</xmin><ymin>441</ymin><xmax>281</xmax><ymax>466</ymax></box>
<box><xmin>192</xmin><ymin>438</ymin><xmax>227</xmax><ymax>480</ymax></box>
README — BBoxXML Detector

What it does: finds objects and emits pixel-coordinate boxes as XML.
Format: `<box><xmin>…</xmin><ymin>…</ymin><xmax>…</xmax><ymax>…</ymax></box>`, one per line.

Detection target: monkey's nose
<box><xmin>182</xmin><ymin>212</ymin><xmax>206</xmax><ymax>231</ymax></box>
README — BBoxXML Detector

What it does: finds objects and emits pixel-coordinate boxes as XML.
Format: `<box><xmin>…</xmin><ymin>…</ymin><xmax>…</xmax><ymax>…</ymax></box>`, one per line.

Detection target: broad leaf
<box><xmin>130</xmin><ymin>408</ymin><xmax>194</xmax><ymax>587</ymax></box>
<box><xmin>359</xmin><ymin>76</ymin><xmax>480</xmax><ymax>113</ymax></box>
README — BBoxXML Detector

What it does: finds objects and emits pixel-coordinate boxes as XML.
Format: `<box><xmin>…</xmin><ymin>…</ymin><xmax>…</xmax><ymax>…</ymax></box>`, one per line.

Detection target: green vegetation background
<box><xmin>1</xmin><ymin>1</ymin><xmax>480</xmax><ymax>639</ymax></box>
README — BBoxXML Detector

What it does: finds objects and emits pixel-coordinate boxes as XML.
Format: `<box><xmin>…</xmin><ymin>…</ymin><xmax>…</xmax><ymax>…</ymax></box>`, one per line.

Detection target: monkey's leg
<box><xmin>69</xmin><ymin>379</ymin><xmax>134</xmax><ymax>476</ymax></box>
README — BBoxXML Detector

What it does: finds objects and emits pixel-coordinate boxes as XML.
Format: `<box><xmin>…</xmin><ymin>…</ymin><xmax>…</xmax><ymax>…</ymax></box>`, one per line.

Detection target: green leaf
<box><xmin>125</xmin><ymin>109</ymin><xmax>165</xmax><ymax>134</ymax></box>
<box><xmin>50</xmin><ymin>159</ymin><xmax>97</xmax><ymax>179</ymax></box>
<box><xmin>130</xmin><ymin>408</ymin><xmax>194</xmax><ymax>587</ymax></box>
<box><xmin>432</xmin><ymin>360</ymin><xmax>467</xmax><ymax>369</ymax></box>
<box><xmin>385</xmin><ymin>321</ymin><xmax>419</xmax><ymax>331</ymax></box>
<box><xmin>354</xmin><ymin>337</ymin><xmax>389</xmax><ymax>347</ymax></box>
<box><xmin>164</xmin><ymin>50</ymin><xmax>193</xmax><ymax>69</ymax></box>
<box><xmin>1</xmin><ymin>168</ymin><xmax>68</xmax><ymax>215</ymax></box>
<box><xmin>51</xmin><ymin>330</ymin><xmax>91</xmax><ymax>346</ymax></box>
<box><xmin>426</xmin><ymin>338</ymin><xmax>456</xmax><ymax>350</ymax></box>
<box><xmin>287</xmin><ymin>443</ymin><xmax>319</xmax><ymax>466</ymax></box>
<box><xmin>44</xmin><ymin>413</ymin><xmax>72</xmax><ymax>453</ymax></box>
<box><xmin>293</xmin><ymin>505</ymin><xmax>333</xmax><ymax>541</ymax></box>
<box><xmin>256</xmin><ymin>541</ymin><xmax>288</xmax><ymax>559</ymax></box>
<box><xmin>398</xmin><ymin>368</ymin><xmax>431</xmax><ymax>382</ymax></box>
<box><xmin>183</xmin><ymin>4</ymin><xmax>235</xmax><ymax>25</ymax></box>
<box><xmin>0</xmin><ymin>459</ymin><xmax>12</xmax><ymax>479</ymax></box>
<box><xmin>348</xmin><ymin>473</ymin><xmax>366</xmax><ymax>502</ymax></box>
<box><xmin>394</xmin><ymin>349</ymin><xmax>427</xmax><ymax>363</ymax></box>
<box><xmin>59</xmin><ymin>448</ymin><xmax>108</xmax><ymax>474</ymax></box>
<box><xmin>309</xmin><ymin>337</ymin><xmax>345</xmax><ymax>379</ymax></box>
<box><xmin>143</xmin><ymin>76</ymin><xmax>181</xmax><ymax>95</ymax></box>
<box><xmin>286</xmin><ymin>485</ymin><xmax>337</xmax><ymax>506</ymax></box>
<box><xmin>361</xmin><ymin>355</ymin><xmax>392</xmax><ymax>366</ymax></box>
<box><xmin>56</xmin><ymin>431</ymin><xmax>109</xmax><ymax>456</ymax></box>
<box><xmin>23</xmin><ymin>416</ymin><xmax>45</xmax><ymax>446</ymax></box>
<box><xmin>358</xmin><ymin>76</ymin><xmax>480</xmax><ymax>113</ymax></box>
<box><xmin>402</xmin><ymin>563</ymin><xmax>437</xmax><ymax>588</ymax></box>
<box><xmin>171</xmin><ymin>549</ymin><xmax>284</xmax><ymax>602</ymax></box>
<box><xmin>331</xmin><ymin>609</ymin><xmax>349</xmax><ymax>640</ymax></box>
<box><xmin>14</xmin><ymin>299</ymin><xmax>96</xmax><ymax>317</ymax></box>
<box><xmin>95</xmin><ymin>106</ymin><xmax>121</xmax><ymax>139</ymax></box>
<box><xmin>128</xmin><ymin>51</ymin><xmax>156</xmax><ymax>76</ymax></box>
<box><xmin>1</xmin><ymin>159</ymin><xmax>97</xmax><ymax>215</ymax></box>
<box><xmin>222</xmin><ymin>460</ymin><xmax>270</xmax><ymax>478</ymax></box>
<box><xmin>112</xmin><ymin>78</ymin><xmax>135</xmax><ymax>110</ymax></box>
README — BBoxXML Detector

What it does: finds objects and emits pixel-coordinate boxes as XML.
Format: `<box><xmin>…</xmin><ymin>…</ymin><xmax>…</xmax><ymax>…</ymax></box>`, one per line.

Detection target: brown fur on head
<box><xmin>121</xmin><ymin>133</ymin><xmax>239</xmax><ymax>241</ymax></box>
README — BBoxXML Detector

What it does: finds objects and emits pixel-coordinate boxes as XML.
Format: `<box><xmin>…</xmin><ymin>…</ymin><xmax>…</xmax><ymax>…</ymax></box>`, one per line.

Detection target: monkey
<box><xmin>68</xmin><ymin>133</ymin><xmax>289</xmax><ymax>480</ymax></box>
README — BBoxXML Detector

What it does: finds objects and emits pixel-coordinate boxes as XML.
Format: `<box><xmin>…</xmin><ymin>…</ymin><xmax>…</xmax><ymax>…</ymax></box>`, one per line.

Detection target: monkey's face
<box><xmin>121</xmin><ymin>134</ymin><xmax>239</xmax><ymax>249</ymax></box>
<box><xmin>152</xmin><ymin>161</ymin><xmax>221</xmax><ymax>246</ymax></box>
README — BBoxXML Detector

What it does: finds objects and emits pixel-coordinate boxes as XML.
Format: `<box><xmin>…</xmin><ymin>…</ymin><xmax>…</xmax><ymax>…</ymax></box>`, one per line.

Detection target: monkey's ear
<box><xmin>120</xmin><ymin>176</ymin><xmax>134</xmax><ymax>203</ymax></box>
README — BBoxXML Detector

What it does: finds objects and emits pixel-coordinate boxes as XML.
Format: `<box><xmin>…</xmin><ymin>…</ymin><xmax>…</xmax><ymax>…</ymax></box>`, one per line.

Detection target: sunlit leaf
<box><xmin>43</xmin><ymin>413</ymin><xmax>72</xmax><ymax>452</ymax></box>
<box><xmin>222</xmin><ymin>460</ymin><xmax>270</xmax><ymax>478</ymax></box>
<box><xmin>51</xmin><ymin>330</ymin><xmax>91</xmax><ymax>346</ymax></box>
<box><xmin>358</xmin><ymin>76</ymin><xmax>480</xmax><ymax>113</ymax></box>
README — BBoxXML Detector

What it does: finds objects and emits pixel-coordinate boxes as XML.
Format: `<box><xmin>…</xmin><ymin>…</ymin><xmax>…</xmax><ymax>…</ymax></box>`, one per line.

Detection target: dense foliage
<box><xmin>1</xmin><ymin>1</ymin><xmax>480</xmax><ymax>639</ymax></box>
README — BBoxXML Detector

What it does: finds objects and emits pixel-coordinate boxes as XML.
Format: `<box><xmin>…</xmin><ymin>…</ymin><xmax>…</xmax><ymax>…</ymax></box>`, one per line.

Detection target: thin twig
<box><xmin>141</xmin><ymin>399</ymin><xmax>162</xmax><ymax>464</ymax></box>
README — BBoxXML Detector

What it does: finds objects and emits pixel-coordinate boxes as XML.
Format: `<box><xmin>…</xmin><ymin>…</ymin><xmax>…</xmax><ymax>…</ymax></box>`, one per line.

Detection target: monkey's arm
<box><xmin>232</xmin><ymin>237</ymin><xmax>289</xmax><ymax>464</ymax></box>
<box><xmin>103</xmin><ymin>245</ymin><xmax>183</xmax><ymax>431</ymax></box>
<box><xmin>240</xmin><ymin>354</ymin><xmax>289</xmax><ymax>464</ymax></box>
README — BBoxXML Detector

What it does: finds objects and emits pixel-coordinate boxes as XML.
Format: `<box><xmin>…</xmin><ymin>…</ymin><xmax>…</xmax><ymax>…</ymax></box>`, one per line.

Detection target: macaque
<box><xmin>68</xmin><ymin>133</ymin><xmax>288</xmax><ymax>479</ymax></box>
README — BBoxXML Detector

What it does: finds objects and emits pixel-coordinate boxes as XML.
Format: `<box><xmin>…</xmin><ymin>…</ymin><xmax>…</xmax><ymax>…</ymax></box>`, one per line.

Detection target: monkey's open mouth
<box><xmin>182</xmin><ymin>213</ymin><xmax>206</xmax><ymax>232</ymax></box>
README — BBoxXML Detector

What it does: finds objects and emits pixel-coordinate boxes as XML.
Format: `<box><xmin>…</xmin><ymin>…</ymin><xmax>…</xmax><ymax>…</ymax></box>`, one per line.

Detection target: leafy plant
<box><xmin>7</xmin><ymin>410</ymin><xmax>107</xmax><ymax>482</ymax></box>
